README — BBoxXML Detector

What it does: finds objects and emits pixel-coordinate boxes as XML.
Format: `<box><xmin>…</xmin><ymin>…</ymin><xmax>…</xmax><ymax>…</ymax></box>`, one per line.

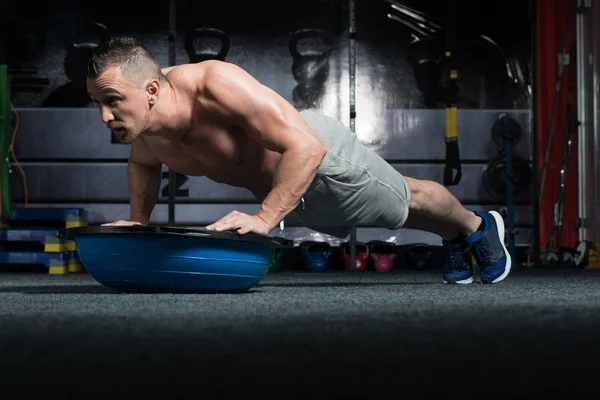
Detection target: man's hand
<box><xmin>101</xmin><ymin>220</ymin><xmax>144</xmax><ymax>226</ymax></box>
<box><xmin>205</xmin><ymin>211</ymin><xmax>272</xmax><ymax>236</ymax></box>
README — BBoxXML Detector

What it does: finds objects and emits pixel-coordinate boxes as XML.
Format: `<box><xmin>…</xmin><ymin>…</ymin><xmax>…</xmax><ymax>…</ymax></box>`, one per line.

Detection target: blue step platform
<box><xmin>0</xmin><ymin>250</ymin><xmax>82</xmax><ymax>274</ymax></box>
<box><xmin>0</xmin><ymin>207</ymin><xmax>86</xmax><ymax>274</ymax></box>
<box><xmin>0</xmin><ymin>227</ymin><xmax>76</xmax><ymax>252</ymax></box>
<box><xmin>2</xmin><ymin>207</ymin><xmax>87</xmax><ymax>228</ymax></box>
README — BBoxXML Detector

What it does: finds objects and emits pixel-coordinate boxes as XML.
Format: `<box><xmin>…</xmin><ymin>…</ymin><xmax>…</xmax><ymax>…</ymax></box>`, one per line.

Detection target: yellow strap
<box><xmin>446</xmin><ymin>107</ymin><xmax>458</xmax><ymax>139</ymax></box>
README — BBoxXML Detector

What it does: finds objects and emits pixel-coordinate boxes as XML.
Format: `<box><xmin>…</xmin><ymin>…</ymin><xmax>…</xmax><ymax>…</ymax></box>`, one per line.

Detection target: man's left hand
<box><xmin>205</xmin><ymin>211</ymin><xmax>272</xmax><ymax>236</ymax></box>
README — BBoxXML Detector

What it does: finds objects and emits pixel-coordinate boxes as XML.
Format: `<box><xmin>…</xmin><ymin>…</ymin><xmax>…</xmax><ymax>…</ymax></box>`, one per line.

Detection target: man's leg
<box><xmin>402</xmin><ymin>177</ymin><xmax>481</xmax><ymax>241</ymax></box>
<box><xmin>402</xmin><ymin>177</ymin><xmax>511</xmax><ymax>285</ymax></box>
<box><xmin>296</xmin><ymin>110</ymin><xmax>509</xmax><ymax>284</ymax></box>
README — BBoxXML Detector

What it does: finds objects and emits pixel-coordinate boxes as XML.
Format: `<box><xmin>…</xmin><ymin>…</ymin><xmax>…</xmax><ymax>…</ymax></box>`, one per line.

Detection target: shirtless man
<box><xmin>87</xmin><ymin>37</ymin><xmax>510</xmax><ymax>284</ymax></box>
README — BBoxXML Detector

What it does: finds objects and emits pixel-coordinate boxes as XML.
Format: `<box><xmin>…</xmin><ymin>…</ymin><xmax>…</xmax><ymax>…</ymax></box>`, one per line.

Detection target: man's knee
<box><xmin>405</xmin><ymin>176</ymin><xmax>436</xmax><ymax>212</ymax></box>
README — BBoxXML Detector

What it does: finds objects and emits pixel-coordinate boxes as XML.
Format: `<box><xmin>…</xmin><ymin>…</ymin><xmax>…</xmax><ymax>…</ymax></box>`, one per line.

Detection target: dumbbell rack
<box><xmin>0</xmin><ymin>207</ymin><xmax>86</xmax><ymax>275</ymax></box>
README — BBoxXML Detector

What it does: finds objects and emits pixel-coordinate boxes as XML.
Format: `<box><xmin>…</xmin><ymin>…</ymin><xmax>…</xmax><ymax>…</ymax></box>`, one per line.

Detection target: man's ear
<box><xmin>147</xmin><ymin>79</ymin><xmax>160</xmax><ymax>102</ymax></box>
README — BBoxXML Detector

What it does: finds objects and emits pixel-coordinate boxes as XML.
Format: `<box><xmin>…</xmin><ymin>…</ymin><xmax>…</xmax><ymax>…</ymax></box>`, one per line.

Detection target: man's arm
<box><xmin>202</xmin><ymin>62</ymin><xmax>327</xmax><ymax>231</ymax></box>
<box><xmin>128</xmin><ymin>138</ymin><xmax>163</xmax><ymax>225</ymax></box>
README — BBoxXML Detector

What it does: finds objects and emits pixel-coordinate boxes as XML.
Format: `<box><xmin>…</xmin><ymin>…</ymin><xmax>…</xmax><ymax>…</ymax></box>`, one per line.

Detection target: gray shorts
<box><xmin>261</xmin><ymin>110</ymin><xmax>411</xmax><ymax>238</ymax></box>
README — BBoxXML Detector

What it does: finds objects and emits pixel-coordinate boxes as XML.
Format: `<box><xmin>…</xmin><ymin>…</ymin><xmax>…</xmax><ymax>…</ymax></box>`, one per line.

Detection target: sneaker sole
<box><xmin>484</xmin><ymin>210</ymin><xmax>512</xmax><ymax>284</ymax></box>
<box><xmin>443</xmin><ymin>276</ymin><xmax>473</xmax><ymax>285</ymax></box>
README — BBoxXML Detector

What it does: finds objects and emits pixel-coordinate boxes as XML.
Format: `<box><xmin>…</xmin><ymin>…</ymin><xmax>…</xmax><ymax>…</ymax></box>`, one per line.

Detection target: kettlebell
<box><xmin>301</xmin><ymin>241</ymin><xmax>331</xmax><ymax>272</ymax></box>
<box><xmin>406</xmin><ymin>243</ymin><xmax>432</xmax><ymax>270</ymax></box>
<box><xmin>185</xmin><ymin>28</ymin><xmax>230</xmax><ymax>63</ymax></box>
<box><xmin>407</xmin><ymin>36</ymin><xmax>443</xmax><ymax>109</ymax></box>
<box><xmin>340</xmin><ymin>242</ymin><xmax>369</xmax><ymax>271</ymax></box>
<box><xmin>288</xmin><ymin>28</ymin><xmax>333</xmax><ymax>108</ymax></box>
<box><xmin>269</xmin><ymin>248</ymin><xmax>285</xmax><ymax>273</ymax></box>
<box><xmin>63</xmin><ymin>21</ymin><xmax>110</xmax><ymax>91</ymax></box>
<box><xmin>368</xmin><ymin>241</ymin><xmax>397</xmax><ymax>273</ymax></box>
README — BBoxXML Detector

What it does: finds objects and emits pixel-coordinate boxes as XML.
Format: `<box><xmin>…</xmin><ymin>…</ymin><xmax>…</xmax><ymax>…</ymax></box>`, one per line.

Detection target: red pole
<box><xmin>536</xmin><ymin>0</ymin><xmax>578</xmax><ymax>252</ymax></box>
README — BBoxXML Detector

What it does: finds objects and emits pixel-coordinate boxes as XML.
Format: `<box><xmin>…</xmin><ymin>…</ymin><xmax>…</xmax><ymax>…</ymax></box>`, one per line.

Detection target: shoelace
<box><xmin>447</xmin><ymin>247</ymin><xmax>468</xmax><ymax>271</ymax></box>
<box><xmin>474</xmin><ymin>240</ymin><xmax>492</xmax><ymax>267</ymax></box>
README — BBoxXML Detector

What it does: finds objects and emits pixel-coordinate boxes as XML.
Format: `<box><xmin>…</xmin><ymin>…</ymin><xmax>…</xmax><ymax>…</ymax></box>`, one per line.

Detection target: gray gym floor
<box><xmin>1</xmin><ymin>267</ymin><xmax>599</xmax><ymax>398</ymax></box>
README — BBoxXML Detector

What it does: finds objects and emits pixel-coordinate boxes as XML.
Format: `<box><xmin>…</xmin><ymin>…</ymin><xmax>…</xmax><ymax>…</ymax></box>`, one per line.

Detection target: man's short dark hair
<box><xmin>87</xmin><ymin>36</ymin><xmax>165</xmax><ymax>85</ymax></box>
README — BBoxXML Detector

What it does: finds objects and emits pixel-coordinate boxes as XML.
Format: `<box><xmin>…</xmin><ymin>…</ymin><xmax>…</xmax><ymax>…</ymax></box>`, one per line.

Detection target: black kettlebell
<box><xmin>63</xmin><ymin>21</ymin><xmax>110</xmax><ymax>91</ymax></box>
<box><xmin>288</xmin><ymin>28</ymin><xmax>333</xmax><ymax>108</ymax></box>
<box><xmin>185</xmin><ymin>28</ymin><xmax>230</xmax><ymax>63</ymax></box>
<box><xmin>407</xmin><ymin>36</ymin><xmax>443</xmax><ymax>108</ymax></box>
<box><xmin>406</xmin><ymin>243</ymin><xmax>432</xmax><ymax>270</ymax></box>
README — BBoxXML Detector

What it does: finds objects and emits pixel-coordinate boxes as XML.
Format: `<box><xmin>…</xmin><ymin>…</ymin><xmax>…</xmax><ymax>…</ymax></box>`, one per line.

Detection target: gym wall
<box><xmin>4</xmin><ymin>0</ymin><xmax>534</xmax><ymax>246</ymax></box>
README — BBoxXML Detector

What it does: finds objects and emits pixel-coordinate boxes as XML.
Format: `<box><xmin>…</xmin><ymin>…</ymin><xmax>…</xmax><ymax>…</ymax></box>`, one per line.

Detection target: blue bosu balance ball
<box><xmin>58</xmin><ymin>226</ymin><xmax>288</xmax><ymax>293</ymax></box>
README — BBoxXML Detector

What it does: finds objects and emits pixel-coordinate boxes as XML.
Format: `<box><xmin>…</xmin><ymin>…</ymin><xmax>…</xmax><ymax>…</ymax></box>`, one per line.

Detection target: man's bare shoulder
<box><xmin>159</xmin><ymin>63</ymin><xmax>217</xmax><ymax>100</ymax></box>
<box><xmin>200</xmin><ymin>62</ymin><xmax>266</xmax><ymax>106</ymax></box>
<box><xmin>160</xmin><ymin>61</ymin><xmax>232</xmax><ymax>85</ymax></box>
<box><xmin>161</xmin><ymin>62</ymin><xmax>253</xmax><ymax>105</ymax></box>
<box><xmin>202</xmin><ymin>61</ymin><xmax>254</xmax><ymax>86</ymax></box>
<box><xmin>161</xmin><ymin>63</ymin><xmax>197</xmax><ymax>76</ymax></box>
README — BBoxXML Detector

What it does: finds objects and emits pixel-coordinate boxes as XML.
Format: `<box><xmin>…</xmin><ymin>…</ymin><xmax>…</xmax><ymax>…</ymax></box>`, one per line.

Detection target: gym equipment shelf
<box><xmin>0</xmin><ymin>207</ymin><xmax>86</xmax><ymax>274</ymax></box>
<box><xmin>0</xmin><ymin>250</ymin><xmax>81</xmax><ymax>275</ymax></box>
<box><xmin>3</xmin><ymin>207</ymin><xmax>87</xmax><ymax>228</ymax></box>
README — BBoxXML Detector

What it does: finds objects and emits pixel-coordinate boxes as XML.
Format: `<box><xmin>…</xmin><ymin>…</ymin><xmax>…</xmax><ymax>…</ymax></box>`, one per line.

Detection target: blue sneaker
<box><xmin>442</xmin><ymin>240</ymin><xmax>474</xmax><ymax>284</ymax></box>
<box><xmin>464</xmin><ymin>210</ymin><xmax>511</xmax><ymax>284</ymax></box>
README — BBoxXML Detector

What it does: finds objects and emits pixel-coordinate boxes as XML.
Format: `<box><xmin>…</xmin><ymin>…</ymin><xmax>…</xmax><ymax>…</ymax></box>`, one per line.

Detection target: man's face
<box><xmin>87</xmin><ymin>66</ymin><xmax>151</xmax><ymax>144</ymax></box>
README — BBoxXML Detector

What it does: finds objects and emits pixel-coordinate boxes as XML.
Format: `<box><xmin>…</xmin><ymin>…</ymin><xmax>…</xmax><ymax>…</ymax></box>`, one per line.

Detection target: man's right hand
<box><xmin>101</xmin><ymin>220</ymin><xmax>144</xmax><ymax>226</ymax></box>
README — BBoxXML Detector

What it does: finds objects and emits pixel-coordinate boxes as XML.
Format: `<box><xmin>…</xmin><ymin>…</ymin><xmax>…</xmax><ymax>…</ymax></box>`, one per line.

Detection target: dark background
<box><xmin>1</xmin><ymin>0</ymin><xmax>535</xmax><ymax>247</ymax></box>
<box><xmin>4</xmin><ymin>6</ymin><xmax>600</xmax><ymax>398</ymax></box>
<box><xmin>3</xmin><ymin>0</ymin><xmax>532</xmax><ymax>110</ymax></box>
